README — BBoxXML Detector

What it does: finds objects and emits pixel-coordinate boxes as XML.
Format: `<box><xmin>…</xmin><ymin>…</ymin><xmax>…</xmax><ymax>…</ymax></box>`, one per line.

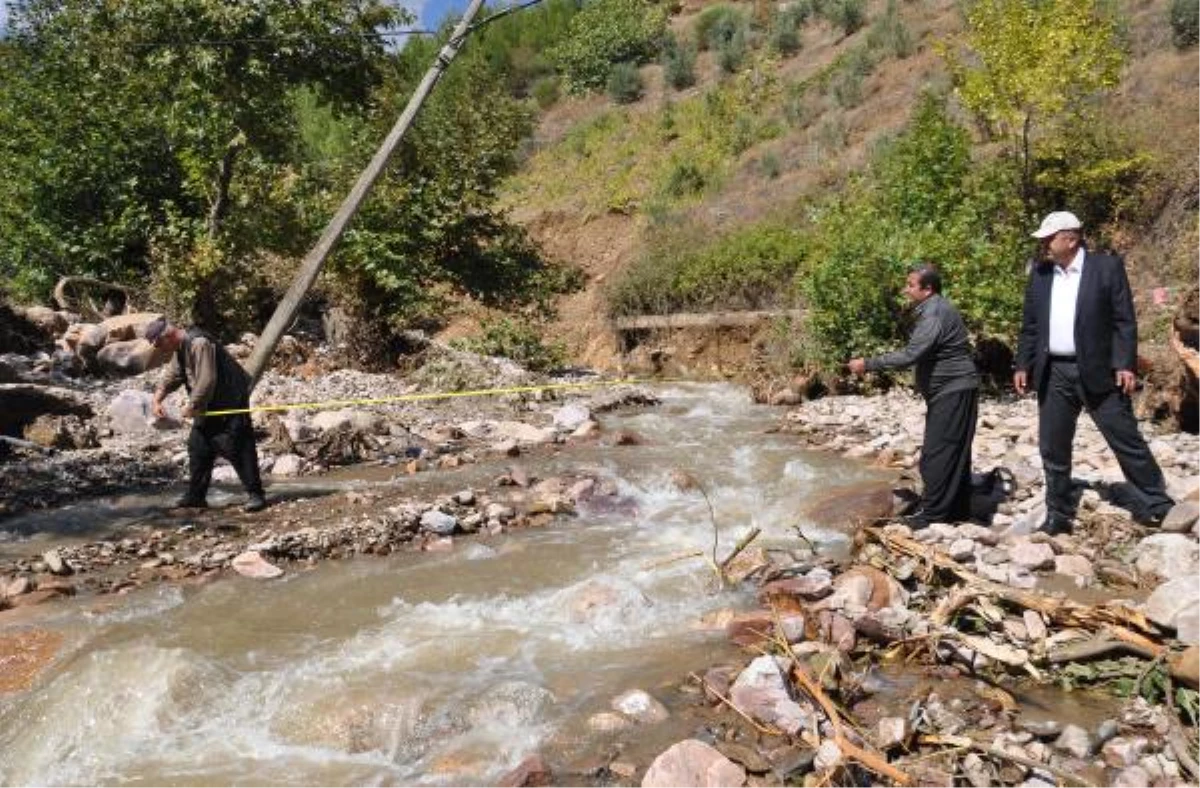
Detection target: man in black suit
<box><xmin>1013</xmin><ymin>211</ymin><xmax>1174</xmax><ymax>534</ymax></box>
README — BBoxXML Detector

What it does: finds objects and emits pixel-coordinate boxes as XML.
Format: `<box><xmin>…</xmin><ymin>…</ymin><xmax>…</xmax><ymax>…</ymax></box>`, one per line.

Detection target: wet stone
<box><xmin>1053</xmin><ymin>724</ymin><xmax>1092</xmax><ymax>758</ymax></box>
<box><xmin>1016</xmin><ymin>716</ymin><xmax>1063</xmax><ymax>739</ymax></box>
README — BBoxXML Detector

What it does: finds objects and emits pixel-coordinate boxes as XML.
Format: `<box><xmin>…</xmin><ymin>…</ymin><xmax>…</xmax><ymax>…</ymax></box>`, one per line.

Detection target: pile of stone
<box><xmin>0</xmin><ymin>468</ymin><xmax>622</xmax><ymax>606</ymax></box>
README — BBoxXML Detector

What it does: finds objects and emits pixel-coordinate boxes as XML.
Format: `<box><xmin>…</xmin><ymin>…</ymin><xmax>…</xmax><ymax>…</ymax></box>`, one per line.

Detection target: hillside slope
<box><xmin>484</xmin><ymin>0</ymin><xmax>1197</xmax><ymax>375</ymax></box>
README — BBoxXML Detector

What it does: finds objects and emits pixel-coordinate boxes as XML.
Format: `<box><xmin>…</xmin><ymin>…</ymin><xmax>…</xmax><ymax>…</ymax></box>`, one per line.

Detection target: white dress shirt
<box><xmin>1048</xmin><ymin>248</ymin><xmax>1085</xmax><ymax>355</ymax></box>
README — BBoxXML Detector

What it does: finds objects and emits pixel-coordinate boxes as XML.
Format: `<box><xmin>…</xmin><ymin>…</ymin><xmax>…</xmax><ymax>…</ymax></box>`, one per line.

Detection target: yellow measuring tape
<box><xmin>201</xmin><ymin>377</ymin><xmax>670</xmax><ymax>417</ymax></box>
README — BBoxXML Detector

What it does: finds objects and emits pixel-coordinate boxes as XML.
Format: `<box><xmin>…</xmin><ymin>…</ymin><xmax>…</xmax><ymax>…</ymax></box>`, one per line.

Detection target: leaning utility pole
<box><xmin>245</xmin><ymin>0</ymin><xmax>487</xmax><ymax>385</ymax></box>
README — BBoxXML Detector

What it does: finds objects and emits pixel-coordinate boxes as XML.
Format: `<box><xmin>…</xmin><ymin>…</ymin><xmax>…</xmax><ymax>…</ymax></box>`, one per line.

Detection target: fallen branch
<box><xmin>772</xmin><ymin>611</ymin><xmax>913</xmax><ymax>786</ymax></box>
<box><xmin>917</xmin><ymin>734</ymin><xmax>1094</xmax><ymax>787</ymax></box>
<box><xmin>0</xmin><ymin>435</ymin><xmax>55</xmax><ymax>454</ymax></box>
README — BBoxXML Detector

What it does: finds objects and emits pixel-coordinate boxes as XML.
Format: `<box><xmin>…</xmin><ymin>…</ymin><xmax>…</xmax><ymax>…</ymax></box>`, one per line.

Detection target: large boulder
<box><xmin>96</xmin><ymin>339</ymin><xmax>170</xmax><ymax>376</ymax></box>
<box><xmin>99</xmin><ymin>312</ymin><xmax>162</xmax><ymax>344</ymax></box>
<box><xmin>0</xmin><ymin>384</ymin><xmax>92</xmax><ymax>438</ymax></box>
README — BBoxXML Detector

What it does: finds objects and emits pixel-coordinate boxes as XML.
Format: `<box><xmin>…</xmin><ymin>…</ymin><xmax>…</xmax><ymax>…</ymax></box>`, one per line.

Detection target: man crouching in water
<box><xmin>144</xmin><ymin>317</ymin><xmax>268</xmax><ymax>513</ymax></box>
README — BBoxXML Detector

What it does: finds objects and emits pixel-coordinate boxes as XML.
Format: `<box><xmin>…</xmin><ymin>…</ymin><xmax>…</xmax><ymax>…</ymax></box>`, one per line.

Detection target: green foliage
<box><xmin>663</xmin><ymin>160</ymin><xmax>707</xmax><ymax>197</ymax></box>
<box><xmin>531</xmin><ymin>75</ymin><xmax>562</xmax><ymax>109</ymax></box>
<box><xmin>820</xmin><ymin>0</ymin><xmax>867</xmax><ymax>36</ymax></box>
<box><xmin>1032</xmin><ymin>121</ymin><xmax>1155</xmax><ymax>230</ymax></box>
<box><xmin>798</xmin><ymin>95</ymin><xmax>1026</xmax><ymax>367</ymax></box>
<box><xmin>662</xmin><ymin>33</ymin><xmax>698</xmax><ymax>89</ymax></box>
<box><xmin>769</xmin><ymin>4</ymin><xmax>808</xmax><ymax>58</ymax></box>
<box><xmin>866</xmin><ymin>0</ymin><xmax>914</xmax><ymax>58</ymax></box>
<box><xmin>694</xmin><ymin>4</ymin><xmax>749</xmax><ymax>51</ymax></box>
<box><xmin>717</xmin><ymin>26</ymin><xmax>750</xmax><ymax>73</ymax></box>
<box><xmin>608</xmin><ymin>221</ymin><xmax>807</xmax><ymax>316</ymax></box>
<box><xmin>759</xmin><ymin>151</ymin><xmax>783</xmax><ymax>179</ymax></box>
<box><xmin>0</xmin><ymin>0</ymin><xmax>403</xmax><ymax>328</ymax></box>
<box><xmin>462</xmin><ymin>0</ymin><xmax>581</xmax><ymax>98</ymax></box>
<box><xmin>453</xmin><ymin>317</ymin><xmax>567</xmax><ymax>371</ymax></box>
<box><xmin>943</xmin><ymin>0</ymin><xmax>1125</xmax><ymax>205</ymax></box>
<box><xmin>607</xmin><ymin>62</ymin><xmax>645</xmax><ymax>104</ymax></box>
<box><xmin>549</xmin><ymin>0</ymin><xmax>668</xmax><ymax>94</ymax></box>
<box><xmin>1170</xmin><ymin>0</ymin><xmax>1199</xmax><ymax>48</ymax></box>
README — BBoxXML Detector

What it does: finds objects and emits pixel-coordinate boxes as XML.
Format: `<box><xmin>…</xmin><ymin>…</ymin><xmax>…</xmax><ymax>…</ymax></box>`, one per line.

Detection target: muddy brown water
<box><xmin>0</xmin><ymin>384</ymin><xmax>1124</xmax><ymax>785</ymax></box>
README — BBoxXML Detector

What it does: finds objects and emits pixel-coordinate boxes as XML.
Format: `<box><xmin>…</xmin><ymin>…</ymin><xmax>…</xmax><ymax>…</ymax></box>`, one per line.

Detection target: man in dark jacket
<box><xmin>145</xmin><ymin>317</ymin><xmax>267</xmax><ymax>512</ymax></box>
<box><xmin>1014</xmin><ymin>211</ymin><xmax>1173</xmax><ymax>534</ymax></box>
<box><xmin>849</xmin><ymin>263</ymin><xmax>980</xmax><ymax>526</ymax></box>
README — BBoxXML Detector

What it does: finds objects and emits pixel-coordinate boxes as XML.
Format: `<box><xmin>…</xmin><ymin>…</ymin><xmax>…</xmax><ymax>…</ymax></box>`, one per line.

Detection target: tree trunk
<box><xmin>206</xmin><ymin>132</ymin><xmax>245</xmax><ymax>240</ymax></box>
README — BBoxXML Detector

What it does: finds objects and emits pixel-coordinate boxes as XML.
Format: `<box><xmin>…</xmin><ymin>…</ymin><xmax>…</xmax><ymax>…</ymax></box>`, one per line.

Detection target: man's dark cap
<box><xmin>143</xmin><ymin>316</ymin><xmax>169</xmax><ymax>344</ymax></box>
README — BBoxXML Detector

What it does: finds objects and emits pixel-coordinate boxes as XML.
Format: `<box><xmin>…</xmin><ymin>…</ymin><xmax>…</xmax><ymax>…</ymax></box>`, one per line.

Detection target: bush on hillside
<box><xmin>453</xmin><ymin>317</ymin><xmax>567</xmax><ymax>372</ymax></box>
<box><xmin>717</xmin><ymin>27</ymin><xmax>750</xmax><ymax>73</ymax></box>
<box><xmin>531</xmin><ymin>75</ymin><xmax>561</xmax><ymax>108</ymax></box>
<box><xmin>549</xmin><ymin>0</ymin><xmax>668</xmax><ymax>93</ymax></box>
<box><xmin>1170</xmin><ymin>0</ymin><xmax>1199</xmax><ymax>47</ymax></box>
<box><xmin>662</xmin><ymin>33</ymin><xmax>698</xmax><ymax>89</ymax></box>
<box><xmin>866</xmin><ymin>0</ymin><xmax>914</xmax><ymax>58</ymax></box>
<box><xmin>695</xmin><ymin>5</ymin><xmax>750</xmax><ymax>51</ymax></box>
<box><xmin>820</xmin><ymin>0</ymin><xmax>867</xmax><ymax>36</ymax></box>
<box><xmin>607</xmin><ymin>62</ymin><xmax>645</xmax><ymax>104</ymax></box>
<box><xmin>800</xmin><ymin>97</ymin><xmax>1027</xmax><ymax>366</ymax></box>
<box><xmin>608</xmin><ymin>222</ymin><xmax>807</xmax><ymax>316</ymax></box>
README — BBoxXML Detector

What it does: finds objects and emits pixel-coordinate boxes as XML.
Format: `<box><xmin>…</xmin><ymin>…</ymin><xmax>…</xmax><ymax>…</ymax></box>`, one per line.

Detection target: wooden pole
<box><xmin>245</xmin><ymin>0</ymin><xmax>488</xmax><ymax>386</ymax></box>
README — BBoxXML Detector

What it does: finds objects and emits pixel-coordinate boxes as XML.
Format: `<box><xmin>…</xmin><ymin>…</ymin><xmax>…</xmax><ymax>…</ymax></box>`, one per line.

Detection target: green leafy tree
<box><xmin>0</xmin><ymin>0</ymin><xmax>403</xmax><ymax>328</ymax></box>
<box><xmin>549</xmin><ymin>0</ymin><xmax>668</xmax><ymax>93</ymax></box>
<box><xmin>942</xmin><ymin>0</ymin><xmax>1125</xmax><ymax>210</ymax></box>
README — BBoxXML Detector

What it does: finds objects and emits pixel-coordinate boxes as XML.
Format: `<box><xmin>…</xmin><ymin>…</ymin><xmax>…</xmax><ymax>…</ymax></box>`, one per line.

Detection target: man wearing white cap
<box><xmin>1013</xmin><ymin>211</ymin><xmax>1174</xmax><ymax>534</ymax></box>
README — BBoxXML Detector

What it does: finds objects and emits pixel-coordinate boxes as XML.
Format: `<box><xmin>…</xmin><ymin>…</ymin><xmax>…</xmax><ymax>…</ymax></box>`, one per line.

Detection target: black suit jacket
<box><xmin>1015</xmin><ymin>251</ymin><xmax>1138</xmax><ymax>397</ymax></box>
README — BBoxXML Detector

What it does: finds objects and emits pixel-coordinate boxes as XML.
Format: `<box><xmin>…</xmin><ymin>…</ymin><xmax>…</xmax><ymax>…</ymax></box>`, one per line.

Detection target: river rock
<box><xmin>499</xmin><ymin>754</ymin><xmax>552</xmax><ymax>787</ymax></box>
<box><xmin>420</xmin><ymin>510</ymin><xmax>457</xmax><ymax>535</ymax></box>
<box><xmin>1101</xmin><ymin>736</ymin><xmax>1148</xmax><ymax>768</ymax></box>
<box><xmin>271</xmin><ymin>453</ymin><xmax>305</xmax><ymax>477</ymax></box>
<box><xmin>876</xmin><ymin>717</ymin><xmax>908</xmax><ymax>750</ymax></box>
<box><xmin>552</xmin><ymin>404</ymin><xmax>591</xmax><ymax>431</ymax></box>
<box><xmin>611</xmin><ymin>689</ymin><xmax>669</xmax><ymax>724</ymax></box>
<box><xmin>22</xmin><ymin>306</ymin><xmax>69</xmax><ymax>335</ymax></box>
<box><xmin>0</xmin><ymin>383</ymin><xmax>93</xmax><ymax>437</ymax></box>
<box><xmin>1053</xmin><ymin>724</ymin><xmax>1092</xmax><ymax>758</ymax></box>
<box><xmin>1143</xmin><ymin>576</ymin><xmax>1200</xmax><ymax>634</ymax></box>
<box><xmin>730</xmin><ymin>655</ymin><xmax>813</xmax><ymax>736</ymax></box>
<box><xmin>641</xmin><ymin>739</ymin><xmax>746</xmax><ymax>788</ymax></box>
<box><xmin>1111</xmin><ymin>765</ymin><xmax>1150</xmax><ymax>787</ymax></box>
<box><xmin>231</xmin><ymin>551</ymin><xmax>284</xmax><ymax>579</ymax></box>
<box><xmin>1162</xmin><ymin>501</ymin><xmax>1200</xmax><ymax>533</ymax></box>
<box><xmin>95</xmin><ymin>338</ymin><xmax>166</xmax><ymax>376</ymax></box>
<box><xmin>1007</xmin><ymin>539</ymin><xmax>1055</xmax><ymax>570</ymax></box>
<box><xmin>1053</xmin><ymin>554</ymin><xmax>1094</xmax><ymax>585</ymax></box>
<box><xmin>1134</xmin><ymin>534</ymin><xmax>1199</xmax><ymax>581</ymax></box>
<box><xmin>42</xmin><ymin>549</ymin><xmax>71</xmax><ymax>576</ymax></box>
<box><xmin>587</xmin><ymin>712</ymin><xmax>632</xmax><ymax>732</ymax></box>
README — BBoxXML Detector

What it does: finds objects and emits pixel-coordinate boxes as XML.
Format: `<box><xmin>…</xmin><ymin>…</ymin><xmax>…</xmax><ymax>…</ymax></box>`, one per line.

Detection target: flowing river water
<box><xmin>0</xmin><ymin>384</ymin><xmax>904</xmax><ymax>785</ymax></box>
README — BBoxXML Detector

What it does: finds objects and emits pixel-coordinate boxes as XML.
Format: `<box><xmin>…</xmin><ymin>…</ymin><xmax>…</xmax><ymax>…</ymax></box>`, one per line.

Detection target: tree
<box><xmin>0</xmin><ymin>0</ymin><xmax>404</xmax><ymax>325</ymax></box>
<box><xmin>942</xmin><ymin>0</ymin><xmax>1125</xmax><ymax>211</ymax></box>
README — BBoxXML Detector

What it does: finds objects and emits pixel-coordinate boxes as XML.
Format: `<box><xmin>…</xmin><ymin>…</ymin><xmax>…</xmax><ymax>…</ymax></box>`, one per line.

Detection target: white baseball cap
<box><xmin>1031</xmin><ymin>211</ymin><xmax>1082</xmax><ymax>239</ymax></box>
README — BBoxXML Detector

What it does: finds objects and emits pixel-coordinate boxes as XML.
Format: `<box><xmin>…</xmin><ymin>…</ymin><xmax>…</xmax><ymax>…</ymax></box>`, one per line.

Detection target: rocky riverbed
<box><xmin>1</xmin><ymin>353</ymin><xmax>1198</xmax><ymax>786</ymax></box>
<box><xmin>633</xmin><ymin>390</ymin><xmax>1199</xmax><ymax>788</ymax></box>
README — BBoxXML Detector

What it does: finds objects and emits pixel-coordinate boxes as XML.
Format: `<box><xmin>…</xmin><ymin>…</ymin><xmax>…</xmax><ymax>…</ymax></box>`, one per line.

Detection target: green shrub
<box><xmin>549</xmin><ymin>0</ymin><xmax>668</xmax><ymax>93</ymax></box>
<box><xmin>695</xmin><ymin>4</ymin><xmax>749</xmax><ymax>50</ymax></box>
<box><xmin>663</xmin><ymin>160</ymin><xmax>707</xmax><ymax>196</ymax></box>
<box><xmin>608</xmin><ymin>221</ymin><xmax>808</xmax><ymax>316</ymax></box>
<box><xmin>866</xmin><ymin>0</ymin><xmax>914</xmax><ymax>58</ymax></box>
<box><xmin>759</xmin><ymin>151</ymin><xmax>782</xmax><ymax>179</ymax></box>
<box><xmin>717</xmin><ymin>28</ymin><xmax>750</xmax><ymax>73</ymax></box>
<box><xmin>821</xmin><ymin>0</ymin><xmax>867</xmax><ymax>36</ymax></box>
<box><xmin>453</xmin><ymin>317</ymin><xmax>567</xmax><ymax>371</ymax></box>
<box><xmin>531</xmin><ymin>75</ymin><xmax>561</xmax><ymax>108</ymax></box>
<box><xmin>1170</xmin><ymin>0</ymin><xmax>1199</xmax><ymax>47</ymax></box>
<box><xmin>771</xmin><ymin>23</ymin><xmax>801</xmax><ymax>56</ymax></box>
<box><xmin>607</xmin><ymin>62</ymin><xmax>645</xmax><ymax>104</ymax></box>
<box><xmin>662</xmin><ymin>34</ymin><xmax>698</xmax><ymax>89</ymax></box>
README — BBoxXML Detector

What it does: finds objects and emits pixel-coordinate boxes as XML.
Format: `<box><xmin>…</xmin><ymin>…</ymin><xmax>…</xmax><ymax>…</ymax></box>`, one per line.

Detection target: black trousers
<box><xmin>187</xmin><ymin>413</ymin><xmax>264</xmax><ymax>503</ymax></box>
<box><xmin>1039</xmin><ymin>359</ymin><xmax>1172</xmax><ymax>522</ymax></box>
<box><xmin>920</xmin><ymin>387</ymin><xmax>978</xmax><ymax>522</ymax></box>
